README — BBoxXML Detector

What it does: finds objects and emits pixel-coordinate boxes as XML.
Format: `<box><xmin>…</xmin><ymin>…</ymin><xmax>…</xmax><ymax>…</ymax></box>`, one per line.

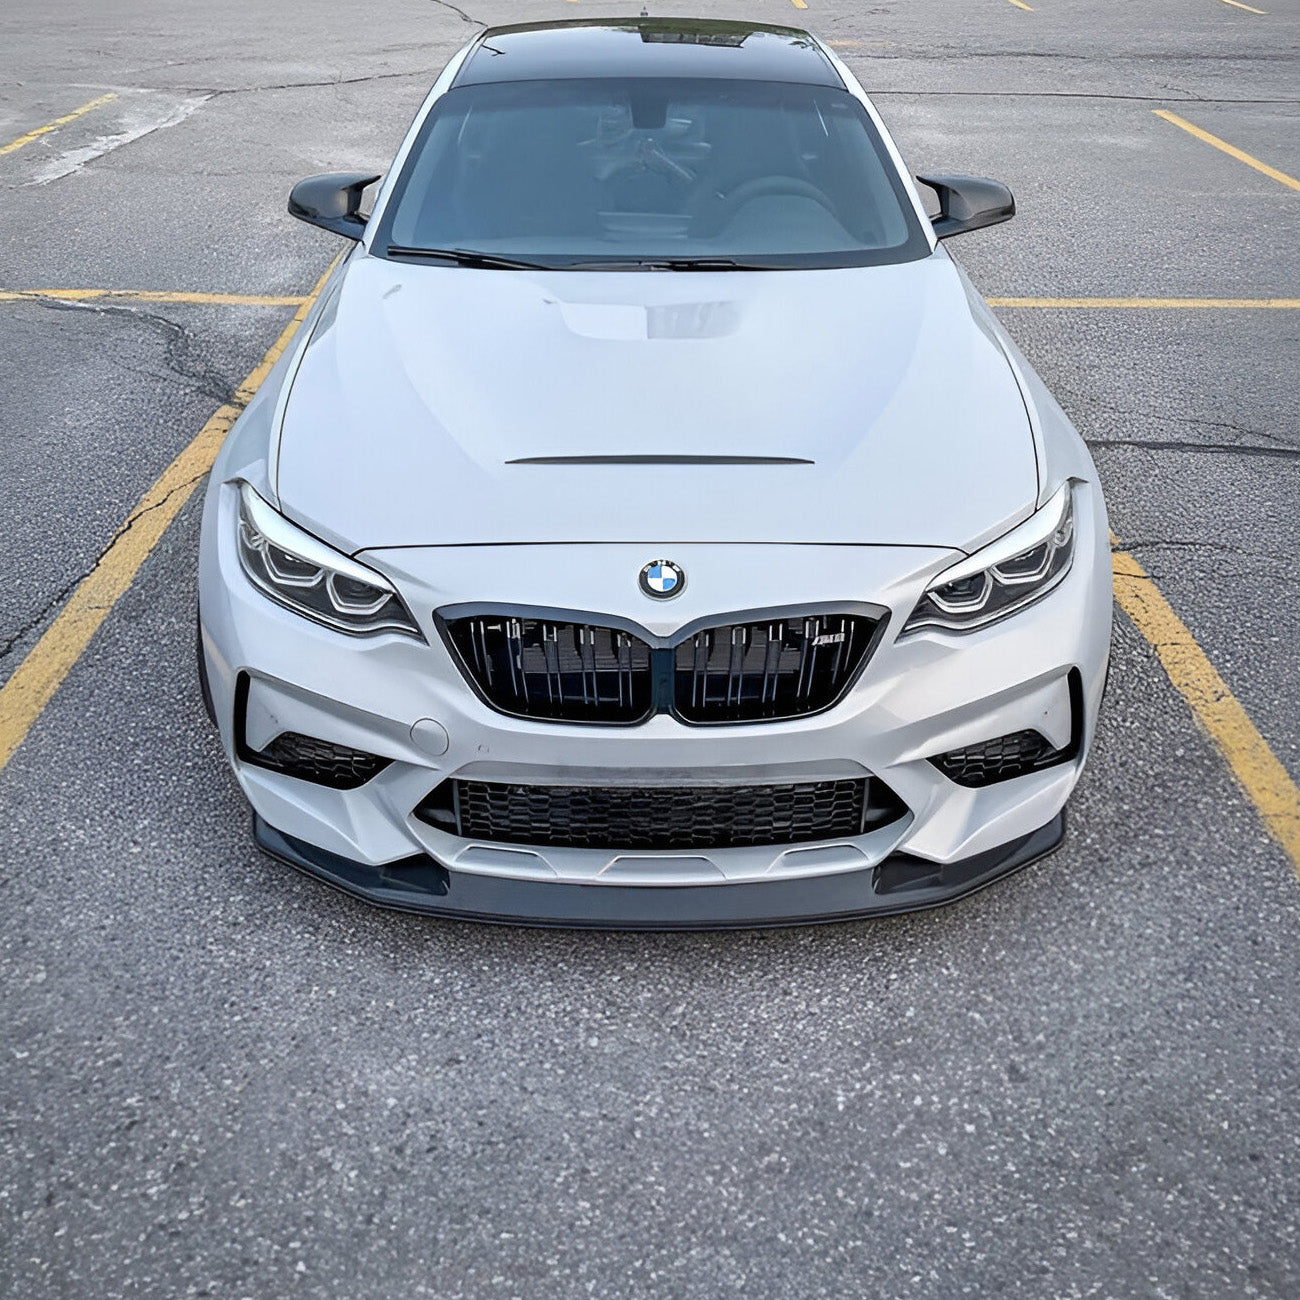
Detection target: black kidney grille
<box><xmin>445</xmin><ymin>617</ymin><xmax>654</xmax><ymax>723</ymax></box>
<box><xmin>416</xmin><ymin>777</ymin><xmax>906</xmax><ymax>851</ymax></box>
<box><xmin>674</xmin><ymin>614</ymin><xmax>875</xmax><ymax>723</ymax></box>
<box><xmin>442</xmin><ymin>611</ymin><xmax>880</xmax><ymax>726</ymax></box>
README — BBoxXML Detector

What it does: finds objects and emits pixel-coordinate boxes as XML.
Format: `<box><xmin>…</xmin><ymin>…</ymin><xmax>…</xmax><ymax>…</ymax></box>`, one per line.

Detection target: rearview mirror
<box><xmin>916</xmin><ymin>174</ymin><xmax>1015</xmax><ymax>240</ymax></box>
<box><xmin>288</xmin><ymin>172</ymin><xmax>382</xmax><ymax>240</ymax></box>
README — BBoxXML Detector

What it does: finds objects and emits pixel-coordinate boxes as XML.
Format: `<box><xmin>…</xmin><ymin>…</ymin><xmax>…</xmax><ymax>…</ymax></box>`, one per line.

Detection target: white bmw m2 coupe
<box><xmin>197</xmin><ymin>18</ymin><xmax>1111</xmax><ymax>927</ymax></box>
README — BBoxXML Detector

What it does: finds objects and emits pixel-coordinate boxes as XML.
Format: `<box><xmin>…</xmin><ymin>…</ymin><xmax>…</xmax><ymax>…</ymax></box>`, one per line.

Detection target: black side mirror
<box><xmin>916</xmin><ymin>174</ymin><xmax>1015</xmax><ymax>240</ymax></box>
<box><xmin>288</xmin><ymin>172</ymin><xmax>382</xmax><ymax>240</ymax></box>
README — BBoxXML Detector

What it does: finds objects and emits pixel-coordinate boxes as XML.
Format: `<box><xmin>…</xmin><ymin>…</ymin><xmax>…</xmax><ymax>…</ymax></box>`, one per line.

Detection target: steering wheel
<box><xmin>714</xmin><ymin>176</ymin><xmax>839</xmax><ymax>222</ymax></box>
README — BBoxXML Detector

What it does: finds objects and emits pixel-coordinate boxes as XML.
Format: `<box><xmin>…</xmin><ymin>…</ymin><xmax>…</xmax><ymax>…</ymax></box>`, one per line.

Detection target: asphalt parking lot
<box><xmin>2</xmin><ymin>1</ymin><xmax>1299</xmax><ymax>1295</ymax></box>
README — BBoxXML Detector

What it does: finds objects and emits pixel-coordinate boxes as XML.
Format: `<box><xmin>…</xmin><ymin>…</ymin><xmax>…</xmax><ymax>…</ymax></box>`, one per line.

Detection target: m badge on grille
<box><xmin>639</xmin><ymin>559</ymin><xmax>685</xmax><ymax>600</ymax></box>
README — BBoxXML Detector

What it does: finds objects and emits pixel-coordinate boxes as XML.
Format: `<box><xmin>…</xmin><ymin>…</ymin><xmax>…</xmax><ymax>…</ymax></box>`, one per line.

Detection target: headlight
<box><xmin>236</xmin><ymin>483</ymin><xmax>423</xmax><ymax>639</ymax></box>
<box><xmin>902</xmin><ymin>483</ymin><xmax>1075</xmax><ymax>635</ymax></box>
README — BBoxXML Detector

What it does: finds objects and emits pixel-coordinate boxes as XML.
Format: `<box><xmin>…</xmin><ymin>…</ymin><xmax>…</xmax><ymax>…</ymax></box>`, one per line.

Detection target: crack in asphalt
<box><xmin>1088</xmin><ymin>437</ymin><xmax>1300</xmax><ymax>462</ymax></box>
<box><xmin>0</xmin><ymin>577</ymin><xmax>86</xmax><ymax>660</ymax></box>
<box><xmin>1122</xmin><ymin>563</ymin><xmax>1294</xmax><ymax>585</ymax></box>
<box><xmin>0</xmin><ymin>471</ymin><xmax>206</xmax><ymax>667</ymax></box>
<box><xmin>1063</xmin><ymin>387</ymin><xmax>1298</xmax><ymax>452</ymax></box>
<box><xmin>0</xmin><ymin>300</ymin><xmax>242</xmax><ymax>667</ymax></box>
<box><xmin>0</xmin><ymin>576</ymin><xmax>88</xmax><ymax>666</ymax></box>
<box><xmin>181</xmin><ymin>69</ymin><xmax>431</xmax><ymax>96</ymax></box>
<box><xmin>425</xmin><ymin>0</ymin><xmax>483</xmax><ymax>28</ymax></box>
<box><xmin>29</xmin><ymin>296</ymin><xmax>234</xmax><ymax>406</ymax></box>
<box><xmin>1121</xmin><ymin>537</ymin><xmax>1297</xmax><ymax>563</ymax></box>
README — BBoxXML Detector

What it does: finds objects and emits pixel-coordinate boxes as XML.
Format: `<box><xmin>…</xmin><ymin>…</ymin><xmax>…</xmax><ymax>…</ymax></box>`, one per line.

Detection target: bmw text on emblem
<box><xmin>639</xmin><ymin>559</ymin><xmax>686</xmax><ymax>600</ymax></box>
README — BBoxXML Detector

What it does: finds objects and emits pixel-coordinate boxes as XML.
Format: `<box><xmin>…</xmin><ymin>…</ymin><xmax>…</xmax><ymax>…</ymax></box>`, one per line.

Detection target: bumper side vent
<box><xmin>929</xmin><ymin>731</ymin><xmax>1070</xmax><ymax>787</ymax></box>
<box><xmin>929</xmin><ymin>670</ymin><xmax>1084</xmax><ymax>788</ymax></box>
<box><xmin>243</xmin><ymin>731</ymin><xmax>392</xmax><ymax>790</ymax></box>
<box><xmin>234</xmin><ymin>673</ymin><xmax>391</xmax><ymax>789</ymax></box>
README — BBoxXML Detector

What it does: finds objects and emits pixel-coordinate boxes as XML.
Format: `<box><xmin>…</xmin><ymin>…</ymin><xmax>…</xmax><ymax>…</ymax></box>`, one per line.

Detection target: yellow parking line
<box><xmin>1112</xmin><ymin>543</ymin><xmax>1300</xmax><ymax>879</ymax></box>
<box><xmin>0</xmin><ymin>289</ymin><xmax>308</xmax><ymax>307</ymax></box>
<box><xmin>791</xmin><ymin>0</ymin><xmax>809</xmax><ymax>8</ymax></box>
<box><xmin>0</xmin><ymin>255</ymin><xmax>342</xmax><ymax>774</ymax></box>
<box><xmin>0</xmin><ymin>93</ymin><xmax>119</xmax><ymax>157</ymax></box>
<box><xmin>1154</xmin><ymin>110</ymin><xmax>1300</xmax><ymax>192</ymax></box>
<box><xmin>990</xmin><ymin>297</ymin><xmax>1300</xmax><ymax>308</ymax></box>
<box><xmin>1008</xmin><ymin>0</ymin><xmax>1035</xmax><ymax>10</ymax></box>
<box><xmin>1217</xmin><ymin>0</ymin><xmax>1266</xmax><ymax>12</ymax></box>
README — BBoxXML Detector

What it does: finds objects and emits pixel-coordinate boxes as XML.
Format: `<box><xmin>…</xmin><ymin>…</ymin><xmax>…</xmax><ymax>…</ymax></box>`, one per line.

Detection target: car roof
<box><xmin>454</xmin><ymin>18</ymin><xmax>842</xmax><ymax>88</ymax></box>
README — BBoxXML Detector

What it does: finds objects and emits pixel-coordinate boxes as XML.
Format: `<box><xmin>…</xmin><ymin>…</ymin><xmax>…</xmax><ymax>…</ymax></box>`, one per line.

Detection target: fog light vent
<box><xmin>234</xmin><ymin>674</ymin><xmax>390</xmax><ymax>789</ymax></box>
<box><xmin>930</xmin><ymin>730</ymin><xmax>1069</xmax><ymax>788</ymax></box>
<box><xmin>244</xmin><ymin>731</ymin><xmax>391</xmax><ymax>789</ymax></box>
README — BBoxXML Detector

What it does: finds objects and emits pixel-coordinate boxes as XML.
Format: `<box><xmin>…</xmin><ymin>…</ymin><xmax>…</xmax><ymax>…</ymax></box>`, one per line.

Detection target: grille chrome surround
<box><xmin>415</xmin><ymin>776</ymin><xmax>908</xmax><ymax>851</ymax></box>
<box><xmin>439</xmin><ymin>606</ymin><xmax>885</xmax><ymax>726</ymax></box>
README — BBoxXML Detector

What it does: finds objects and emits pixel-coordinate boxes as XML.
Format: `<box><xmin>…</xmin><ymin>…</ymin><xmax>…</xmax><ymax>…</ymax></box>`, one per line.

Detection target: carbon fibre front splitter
<box><xmin>252</xmin><ymin>811</ymin><xmax>1065</xmax><ymax>930</ymax></box>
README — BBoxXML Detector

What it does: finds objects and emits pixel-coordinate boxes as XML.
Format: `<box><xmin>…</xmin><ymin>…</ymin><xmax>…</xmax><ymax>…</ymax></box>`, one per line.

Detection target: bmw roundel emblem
<box><xmin>639</xmin><ymin>559</ymin><xmax>685</xmax><ymax>600</ymax></box>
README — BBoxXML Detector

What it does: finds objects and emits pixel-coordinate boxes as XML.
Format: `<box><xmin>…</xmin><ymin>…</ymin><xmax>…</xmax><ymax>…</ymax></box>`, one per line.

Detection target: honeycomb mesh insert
<box><xmin>416</xmin><ymin>776</ymin><xmax>908</xmax><ymax>850</ymax></box>
<box><xmin>929</xmin><ymin>731</ymin><xmax>1069</xmax><ymax>788</ymax></box>
<box><xmin>246</xmin><ymin>731</ymin><xmax>391</xmax><ymax>790</ymax></box>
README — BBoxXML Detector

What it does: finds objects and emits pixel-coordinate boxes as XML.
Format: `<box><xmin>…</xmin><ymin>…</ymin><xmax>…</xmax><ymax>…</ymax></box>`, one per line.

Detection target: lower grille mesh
<box><xmin>416</xmin><ymin>777</ymin><xmax>906</xmax><ymax>850</ymax></box>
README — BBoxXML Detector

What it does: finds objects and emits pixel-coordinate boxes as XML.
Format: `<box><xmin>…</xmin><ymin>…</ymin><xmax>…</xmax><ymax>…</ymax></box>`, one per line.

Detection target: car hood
<box><xmin>275</xmin><ymin>251</ymin><xmax>1038</xmax><ymax>552</ymax></box>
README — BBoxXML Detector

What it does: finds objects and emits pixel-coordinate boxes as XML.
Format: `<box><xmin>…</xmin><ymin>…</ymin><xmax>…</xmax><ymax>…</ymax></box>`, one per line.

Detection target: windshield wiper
<box><xmin>386</xmin><ymin>247</ymin><xmax>781</xmax><ymax>272</ymax></box>
<box><xmin>565</xmin><ymin>257</ymin><xmax>780</xmax><ymax>272</ymax></box>
<box><xmin>385</xmin><ymin>245</ymin><xmax>552</xmax><ymax>270</ymax></box>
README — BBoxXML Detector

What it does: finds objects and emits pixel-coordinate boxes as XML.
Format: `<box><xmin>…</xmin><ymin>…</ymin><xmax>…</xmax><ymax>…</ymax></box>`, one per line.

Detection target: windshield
<box><xmin>375</xmin><ymin>78</ymin><xmax>931</xmax><ymax>269</ymax></box>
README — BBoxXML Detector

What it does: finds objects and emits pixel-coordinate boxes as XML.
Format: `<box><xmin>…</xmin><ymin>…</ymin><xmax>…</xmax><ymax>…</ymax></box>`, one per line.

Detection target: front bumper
<box><xmin>199</xmin><ymin>476</ymin><xmax>1111</xmax><ymax>923</ymax></box>
<box><xmin>254</xmin><ymin>810</ymin><xmax>1065</xmax><ymax>930</ymax></box>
